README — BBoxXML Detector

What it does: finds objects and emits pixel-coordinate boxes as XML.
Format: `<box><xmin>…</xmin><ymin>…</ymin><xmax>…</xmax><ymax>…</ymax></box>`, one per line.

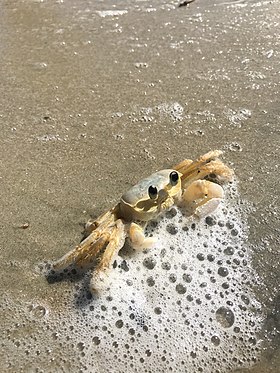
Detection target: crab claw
<box><xmin>180</xmin><ymin>180</ymin><xmax>224</xmax><ymax>218</ymax></box>
<box><xmin>129</xmin><ymin>222</ymin><xmax>157</xmax><ymax>251</ymax></box>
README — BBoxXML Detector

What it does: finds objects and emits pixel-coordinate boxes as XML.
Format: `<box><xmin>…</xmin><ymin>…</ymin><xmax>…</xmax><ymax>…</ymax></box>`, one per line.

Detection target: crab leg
<box><xmin>90</xmin><ymin>219</ymin><xmax>126</xmax><ymax>293</ymax></box>
<box><xmin>53</xmin><ymin>210</ymin><xmax>116</xmax><ymax>271</ymax></box>
<box><xmin>74</xmin><ymin>234</ymin><xmax>110</xmax><ymax>269</ymax></box>
<box><xmin>52</xmin><ymin>230</ymin><xmax>107</xmax><ymax>271</ymax></box>
<box><xmin>129</xmin><ymin>222</ymin><xmax>156</xmax><ymax>250</ymax></box>
<box><xmin>174</xmin><ymin>150</ymin><xmax>222</xmax><ymax>176</ymax></box>
<box><xmin>83</xmin><ymin>207</ymin><xmax>117</xmax><ymax>237</ymax></box>
<box><xmin>94</xmin><ymin>220</ymin><xmax>126</xmax><ymax>272</ymax></box>
<box><xmin>174</xmin><ymin>150</ymin><xmax>234</xmax><ymax>187</ymax></box>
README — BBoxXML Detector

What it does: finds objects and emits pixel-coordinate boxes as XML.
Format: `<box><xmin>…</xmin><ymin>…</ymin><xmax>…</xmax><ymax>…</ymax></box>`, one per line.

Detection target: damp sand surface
<box><xmin>0</xmin><ymin>0</ymin><xmax>279</xmax><ymax>372</ymax></box>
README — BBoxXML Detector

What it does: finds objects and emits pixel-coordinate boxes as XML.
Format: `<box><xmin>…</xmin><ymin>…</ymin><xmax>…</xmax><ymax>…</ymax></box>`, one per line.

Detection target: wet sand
<box><xmin>0</xmin><ymin>0</ymin><xmax>279</xmax><ymax>372</ymax></box>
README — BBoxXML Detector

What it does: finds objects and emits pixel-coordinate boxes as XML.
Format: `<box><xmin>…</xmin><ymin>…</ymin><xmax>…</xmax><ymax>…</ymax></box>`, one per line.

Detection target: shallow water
<box><xmin>0</xmin><ymin>0</ymin><xmax>279</xmax><ymax>372</ymax></box>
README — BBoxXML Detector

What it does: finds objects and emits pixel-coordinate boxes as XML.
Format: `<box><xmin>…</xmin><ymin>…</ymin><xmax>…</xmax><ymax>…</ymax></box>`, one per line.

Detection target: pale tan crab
<box><xmin>52</xmin><ymin>150</ymin><xmax>233</xmax><ymax>293</ymax></box>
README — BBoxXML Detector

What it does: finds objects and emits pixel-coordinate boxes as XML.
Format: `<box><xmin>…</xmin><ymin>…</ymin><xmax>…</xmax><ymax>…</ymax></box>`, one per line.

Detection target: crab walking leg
<box><xmin>74</xmin><ymin>234</ymin><xmax>110</xmax><ymax>269</ymax></box>
<box><xmin>90</xmin><ymin>220</ymin><xmax>126</xmax><ymax>293</ymax></box>
<box><xmin>52</xmin><ymin>208</ymin><xmax>117</xmax><ymax>271</ymax></box>
<box><xmin>182</xmin><ymin>160</ymin><xmax>234</xmax><ymax>187</ymax></box>
<box><xmin>174</xmin><ymin>150</ymin><xmax>223</xmax><ymax>179</ymax></box>
<box><xmin>174</xmin><ymin>153</ymin><xmax>234</xmax><ymax>187</ymax></box>
<box><xmin>95</xmin><ymin>220</ymin><xmax>126</xmax><ymax>272</ymax></box>
<box><xmin>84</xmin><ymin>208</ymin><xmax>117</xmax><ymax>237</ymax></box>
<box><xmin>53</xmin><ymin>225</ymin><xmax>112</xmax><ymax>271</ymax></box>
<box><xmin>129</xmin><ymin>222</ymin><xmax>157</xmax><ymax>251</ymax></box>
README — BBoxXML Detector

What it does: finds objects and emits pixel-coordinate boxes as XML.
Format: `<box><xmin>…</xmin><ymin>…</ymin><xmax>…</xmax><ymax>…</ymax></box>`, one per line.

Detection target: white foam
<box><xmin>96</xmin><ymin>10</ymin><xmax>128</xmax><ymax>18</ymax></box>
<box><xmin>1</xmin><ymin>181</ymin><xmax>263</xmax><ymax>372</ymax></box>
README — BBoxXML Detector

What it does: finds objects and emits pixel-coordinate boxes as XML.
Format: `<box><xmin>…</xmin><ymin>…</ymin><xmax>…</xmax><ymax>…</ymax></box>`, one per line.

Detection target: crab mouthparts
<box><xmin>157</xmin><ymin>189</ymin><xmax>169</xmax><ymax>205</ymax></box>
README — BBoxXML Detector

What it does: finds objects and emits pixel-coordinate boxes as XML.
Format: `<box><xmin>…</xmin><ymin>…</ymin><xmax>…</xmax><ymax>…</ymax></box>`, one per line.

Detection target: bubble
<box><xmin>52</xmin><ymin>332</ymin><xmax>59</xmax><ymax>340</ymax></box>
<box><xmin>205</xmin><ymin>216</ymin><xmax>216</xmax><ymax>226</ymax></box>
<box><xmin>30</xmin><ymin>305</ymin><xmax>48</xmax><ymax>319</ymax></box>
<box><xmin>166</xmin><ymin>224</ymin><xmax>178</xmax><ymax>235</ymax></box>
<box><xmin>146</xmin><ymin>276</ymin><xmax>155</xmax><ymax>287</ymax></box>
<box><xmin>224</xmin><ymin>246</ymin><xmax>235</xmax><ymax>255</ymax></box>
<box><xmin>216</xmin><ymin>307</ymin><xmax>235</xmax><ymax>328</ymax></box>
<box><xmin>165</xmin><ymin>208</ymin><xmax>177</xmax><ymax>219</ymax></box>
<box><xmin>176</xmin><ymin>284</ymin><xmax>186</xmax><ymax>294</ymax></box>
<box><xmin>145</xmin><ymin>349</ymin><xmax>152</xmax><ymax>357</ymax></box>
<box><xmin>77</xmin><ymin>342</ymin><xmax>85</xmax><ymax>351</ymax></box>
<box><xmin>233</xmin><ymin>258</ymin><xmax>240</xmax><ymax>265</ymax></box>
<box><xmin>115</xmin><ymin>320</ymin><xmax>124</xmax><ymax>328</ymax></box>
<box><xmin>197</xmin><ymin>253</ymin><xmax>205</xmax><ymax>261</ymax></box>
<box><xmin>161</xmin><ymin>262</ymin><xmax>171</xmax><ymax>270</ymax></box>
<box><xmin>218</xmin><ymin>267</ymin><xmax>229</xmax><ymax>277</ymax></box>
<box><xmin>143</xmin><ymin>257</ymin><xmax>156</xmax><ymax>270</ymax></box>
<box><xmin>248</xmin><ymin>337</ymin><xmax>257</xmax><ymax>345</ymax></box>
<box><xmin>226</xmin><ymin>222</ymin><xmax>234</xmax><ymax>229</ymax></box>
<box><xmin>154</xmin><ymin>307</ymin><xmax>162</xmax><ymax>315</ymax></box>
<box><xmin>160</xmin><ymin>249</ymin><xmax>167</xmax><ymax>258</ymax></box>
<box><xmin>169</xmin><ymin>274</ymin><xmax>177</xmax><ymax>283</ymax></box>
<box><xmin>228</xmin><ymin>142</ymin><xmax>242</xmax><ymax>152</ymax></box>
<box><xmin>199</xmin><ymin>282</ymin><xmax>207</xmax><ymax>288</ymax></box>
<box><xmin>182</xmin><ymin>274</ymin><xmax>192</xmax><ymax>283</ymax></box>
<box><xmin>207</xmin><ymin>254</ymin><xmax>215</xmax><ymax>262</ymax></box>
<box><xmin>211</xmin><ymin>335</ymin><xmax>221</xmax><ymax>346</ymax></box>
<box><xmin>128</xmin><ymin>328</ymin><xmax>135</xmax><ymax>335</ymax></box>
<box><xmin>92</xmin><ymin>336</ymin><xmax>101</xmax><ymax>345</ymax></box>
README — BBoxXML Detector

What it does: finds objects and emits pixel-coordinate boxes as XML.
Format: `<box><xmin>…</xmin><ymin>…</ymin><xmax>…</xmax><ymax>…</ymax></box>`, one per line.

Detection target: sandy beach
<box><xmin>0</xmin><ymin>0</ymin><xmax>279</xmax><ymax>372</ymax></box>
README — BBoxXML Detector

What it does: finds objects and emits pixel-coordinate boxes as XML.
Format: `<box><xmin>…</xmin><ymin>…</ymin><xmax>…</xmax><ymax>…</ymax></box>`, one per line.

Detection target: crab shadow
<box><xmin>45</xmin><ymin>239</ymin><xmax>137</xmax><ymax>309</ymax></box>
<box><xmin>45</xmin><ymin>219</ymin><xmax>99</xmax><ymax>308</ymax></box>
<box><xmin>45</xmin><ymin>263</ymin><xmax>93</xmax><ymax>308</ymax></box>
<box><xmin>45</xmin><ymin>214</ymin><xmax>163</xmax><ymax>309</ymax></box>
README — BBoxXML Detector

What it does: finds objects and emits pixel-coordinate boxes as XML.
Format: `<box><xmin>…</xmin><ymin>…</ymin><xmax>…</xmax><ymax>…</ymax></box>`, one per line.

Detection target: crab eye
<box><xmin>169</xmin><ymin>171</ymin><xmax>179</xmax><ymax>186</ymax></box>
<box><xmin>148</xmin><ymin>185</ymin><xmax>158</xmax><ymax>200</ymax></box>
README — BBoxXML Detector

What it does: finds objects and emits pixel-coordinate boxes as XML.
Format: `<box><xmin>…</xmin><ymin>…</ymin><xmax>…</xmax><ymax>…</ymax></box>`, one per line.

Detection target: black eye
<box><xmin>148</xmin><ymin>185</ymin><xmax>158</xmax><ymax>200</ymax></box>
<box><xmin>169</xmin><ymin>171</ymin><xmax>179</xmax><ymax>186</ymax></box>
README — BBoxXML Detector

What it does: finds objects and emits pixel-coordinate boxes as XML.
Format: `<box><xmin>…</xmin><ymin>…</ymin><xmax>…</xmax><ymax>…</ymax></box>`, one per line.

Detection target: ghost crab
<box><xmin>53</xmin><ymin>150</ymin><xmax>233</xmax><ymax>293</ymax></box>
